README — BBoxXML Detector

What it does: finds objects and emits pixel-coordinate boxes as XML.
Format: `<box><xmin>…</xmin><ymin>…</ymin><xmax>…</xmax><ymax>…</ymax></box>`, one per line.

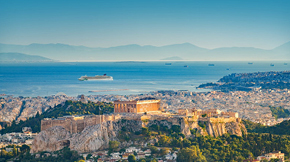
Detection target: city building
<box><xmin>257</xmin><ymin>151</ymin><xmax>284</xmax><ymax>162</ymax></box>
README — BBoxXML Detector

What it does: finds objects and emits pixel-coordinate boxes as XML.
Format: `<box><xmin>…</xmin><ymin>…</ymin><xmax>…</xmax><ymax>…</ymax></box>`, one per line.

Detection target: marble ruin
<box><xmin>41</xmin><ymin>98</ymin><xmax>240</xmax><ymax>134</ymax></box>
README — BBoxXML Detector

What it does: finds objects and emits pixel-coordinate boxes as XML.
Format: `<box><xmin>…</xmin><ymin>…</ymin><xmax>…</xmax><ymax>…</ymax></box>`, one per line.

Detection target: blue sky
<box><xmin>0</xmin><ymin>0</ymin><xmax>289</xmax><ymax>49</ymax></box>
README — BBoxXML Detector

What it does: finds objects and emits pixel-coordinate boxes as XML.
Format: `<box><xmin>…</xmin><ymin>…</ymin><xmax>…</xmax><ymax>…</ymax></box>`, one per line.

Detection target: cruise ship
<box><xmin>78</xmin><ymin>74</ymin><xmax>113</xmax><ymax>81</ymax></box>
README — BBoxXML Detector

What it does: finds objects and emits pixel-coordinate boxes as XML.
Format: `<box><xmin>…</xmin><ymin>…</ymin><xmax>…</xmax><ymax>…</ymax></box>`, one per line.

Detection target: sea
<box><xmin>0</xmin><ymin>61</ymin><xmax>289</xmax><ymax>97</ymax></box>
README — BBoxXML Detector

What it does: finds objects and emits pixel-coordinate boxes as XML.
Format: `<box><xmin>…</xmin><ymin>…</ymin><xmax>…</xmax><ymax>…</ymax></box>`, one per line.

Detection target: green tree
<box><xmin>0</xmin><ymin>149</ymin><xmax>7</xmax><ymax>157</ymax></box>
<box><xmin>77</xmin><ymin>160</ymin><xmax>85</xmax><ymax>162</ymax></box>
<box><xmin>109</xmin><ymin>141</ymin><xmax>120</xmax><ymax>153</ymax></box>
<box><xmin>139</xmin><ymin>159</ymin><xmax>146</xmax><ymax>162</ymax></box>
<box><xmin>177</xmin><ymin>146</ymin><xmax>207</xmax><ymax>162</ymax></box>
<box><xmin>261</xmin><ymin>159</ymin><xmax>268</xmax><ymax>162</ymax></box>
<box><xmin>20</xmin><ymin>144</ymin><xmax>30</xmax><ymax>153</ymax></box>
<box><xmin>13</xmin><ymin>146</ymin><xmax>18</xmax><ymax>156</ymax></box>
<box><xmin>183</xmin><ymin>138</ymin><xmax>192</xmax><ymax>147</ymax></box>
<box><xmin>86</xmin><ymin>153</ymin><xmax>92</xmax><ymax>159</ymax></box>
<box><xmin>171</xmin><ymin>125</ymin><xmax>181</xmax><ymax>133</ymax></box>
<box><xmin>142</xmin><ymin>127</ymin><xmax>151</xmax><ymax>136</ymax></box>
<box><xmin>128</xmin><ymin>154</ymin><xmax>136</xmax><ymax>162</ymax></box>
<box><xmin>270</xmin><ymin>159</ymin><xmax>280</xmax><ymax>162</ymax></box>
<box><xmin>149</xmin><ymin>146</ymin><xmax>158</xmax><ymax>154</ymax></box>
<box><xmin>159</xmin><ymin>135</ymin><xmax>171</xmax><ymax>146</ymax></box>
<box><xmin>150</xmin><ymin>159</ymin><xmax>158</xmax><ymax>162</ymax></box>
<box><xmin>159</xmin><ymin>149</ymin><xmax>168</xmax><ymax>156</ymax></box>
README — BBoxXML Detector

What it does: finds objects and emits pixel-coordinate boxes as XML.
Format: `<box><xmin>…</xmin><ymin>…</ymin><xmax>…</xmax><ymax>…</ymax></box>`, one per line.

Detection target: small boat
<box><xmin>270</xmin><ymin>64</ymin><xmax>274</xmax><ymax>66</ymax></box>
<box><xmin>284</xmin><ymin>63</ymin><xmax>288</xmax><ymax>65</ymax></box>
<box><xmin>226</xmin><ymin>68</ymin><xmax>230</xmax><ymax>70</ymax></box>
<box><xmin>248</xmin><ymin>62</ymin><xmax>253</xmax><ymax>65</ymax></box>
<box><xmin>165</xmin><ymin>63</ymin><xmax>172</xmax><ymax>65</ymax></box>
<box><xmin>184</xmin><ymin>65</ymin><xmax>188</xmax><ymax>67</ymax></box>
<box><xmin>208</xmin><ymin>64</ymin><xmax>215</xmax><ymax>66</ymax></box>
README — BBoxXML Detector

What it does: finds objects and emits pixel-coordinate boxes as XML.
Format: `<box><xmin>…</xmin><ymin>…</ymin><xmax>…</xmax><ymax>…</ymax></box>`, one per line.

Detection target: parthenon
<box><xmin>114</xmin><ymin>97</ymin><xmax>161</xmax><ymax>114</ymax></box>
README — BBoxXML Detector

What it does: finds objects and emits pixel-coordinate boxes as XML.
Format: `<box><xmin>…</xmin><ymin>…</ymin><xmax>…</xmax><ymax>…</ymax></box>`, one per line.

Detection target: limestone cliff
<box><xmin>31</xmin><ymin>120</ymin><xmax>141</xmax><ymax>153</ymax></box>
<box><xmin>203</xmin><ymin>121</ymin><xmax>247</xmax><ymax>137</ymax></box>
<box><xmin>31</xmin><ymin>126</ymin><xmax>71</xmax><ymax>153</ymax></box>
<box><xmin>225</xmin><ymin>121</ymin><xmax>247</xmax><ymax>136</ymax></box>
<box><xmin>31</xmin><ymin>123</ymin><xmax>113</xmax><ymax>153</ymax></box>
<box><xmin>31</xmin><ymin>116</ymin><xmax>247</xmax><ymax>153</ymax></box>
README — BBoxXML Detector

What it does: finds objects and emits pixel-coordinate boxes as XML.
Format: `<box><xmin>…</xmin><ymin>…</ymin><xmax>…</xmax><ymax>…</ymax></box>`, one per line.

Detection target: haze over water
<box><xmin>0</xmin><ymin>61</ymin><xmax>289</xmax><ymax>97</ymax></box>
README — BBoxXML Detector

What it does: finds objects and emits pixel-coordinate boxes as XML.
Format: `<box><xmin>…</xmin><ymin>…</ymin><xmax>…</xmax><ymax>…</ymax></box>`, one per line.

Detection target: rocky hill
<box><xmin>31</xmin><ymin>115</ymin><xmax>246</xmax><ymax>153</ymax></box>
<box><xmin>197</xmin><ymin>71</ymin><xmax>290</xmax><ymax>92</ymax></box>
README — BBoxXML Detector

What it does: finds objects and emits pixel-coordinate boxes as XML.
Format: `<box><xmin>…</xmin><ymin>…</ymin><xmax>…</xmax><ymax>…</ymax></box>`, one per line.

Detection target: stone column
<box><xmin>128</xmin><ymin>104</ymin><xmax>131</xmax><ymax>113</ymax></box>
<box><xmin>70</xmin><ymin>121</ymin><xmax>72</xmax><ymax>133</ymax></box>
<box><xmin>115</xmin><ymin>104</ymin><xmax>118</xmax><ymax>113</ymax></box>
<box><xmin>124</xmin><ymin>104</ymin><xmax>127</xmax><ymax>113</ymax></box>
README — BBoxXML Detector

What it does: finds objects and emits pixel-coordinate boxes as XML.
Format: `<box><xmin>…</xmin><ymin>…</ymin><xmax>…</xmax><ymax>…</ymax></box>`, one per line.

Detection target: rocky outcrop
<box><xmin>31</xmin><ymin>120</ymin><xmax>141</xmax><ymax>153</ymax></box>
<box><xmin>225</xmin><ymin>121</ymin><xmax>247</xmax><ymax>136</ymax></box>
<box><xmin>31</xmin><ymin>122</ymin><xmax>117</xmax><ymax>153</ymax></box>
<box><xmin>31</xmin><ymin>116</ymin><xmax>247</xmax><ymax>153</ymax></box>
<box><xmin>205</xmin><ymin>122</ymin><xmax>239</xmax><ymax>137</ymax></box>
<box><xmin>69</xmin><ymin>124</ymin><xmax>111</xmax><ymax>152</ymax></box>
<box><xmin>31</xmin><ymin>126</ymin><xmax>71</xmax><ymax>153</ymax></box>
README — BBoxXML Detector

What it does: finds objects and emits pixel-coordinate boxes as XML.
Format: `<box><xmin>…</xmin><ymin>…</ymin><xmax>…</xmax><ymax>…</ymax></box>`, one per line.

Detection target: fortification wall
<box><xmin>209</xmin><ymin>117</ymin><xmax>237</xmax><ymax>123</ymax></box>
<box><xmin>41</xmin><ymin>119</ymin><xmax>72</xmax><ymax>132</ymax></box>
<box><xmin>41</xmin><ymin>120</ymin><xmax>52</xmax><ymax>131</ymax></box>
<box><xmin>122</xmin><ymin>115</ymin><xmax>137</xmax><ymax>121</ymax></box>
<box><xmin>41</xmin><ymin>114</ymin><xmax>117</xmax><ymax>133</ymax></box>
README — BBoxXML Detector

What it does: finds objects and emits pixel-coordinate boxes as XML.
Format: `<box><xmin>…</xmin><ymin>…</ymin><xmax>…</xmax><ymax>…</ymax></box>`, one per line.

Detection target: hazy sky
<box><xmin>0</xmin><ymin>0</ymin><xmax>289</xmax><ymax>49</ymax></box>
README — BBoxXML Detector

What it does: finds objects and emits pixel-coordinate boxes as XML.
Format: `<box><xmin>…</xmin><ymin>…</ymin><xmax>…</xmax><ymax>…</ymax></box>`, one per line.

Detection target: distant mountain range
<box><xmin>0</xmin><ymin>52</ymin><xmax>53</xmax><ymax>62</ymax></box>
<box><xmin>0</xmin><ymin>41</ymin><xmax>289</xmax><ymax>62</ymax></box>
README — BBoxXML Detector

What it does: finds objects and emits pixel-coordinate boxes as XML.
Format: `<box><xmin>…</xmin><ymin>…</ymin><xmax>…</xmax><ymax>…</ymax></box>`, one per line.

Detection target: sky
<box><xmin>0</xmin><ymin>0</ymin><xmax>290</xmax><ymax>49</ymax></box>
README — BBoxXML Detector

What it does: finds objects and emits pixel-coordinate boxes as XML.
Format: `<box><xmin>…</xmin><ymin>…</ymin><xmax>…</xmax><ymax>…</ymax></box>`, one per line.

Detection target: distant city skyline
<box><xmin>0</xmin><ymin>0</ymin><xmax>289</xmax><ymax>50</ymax></box>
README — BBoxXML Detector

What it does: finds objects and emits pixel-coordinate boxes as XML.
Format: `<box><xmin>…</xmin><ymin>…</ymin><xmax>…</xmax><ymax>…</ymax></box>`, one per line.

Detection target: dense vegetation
<box><xmin>115</xmin><ymin>120</ymin><xmax>290</xmax><ymax>162</ymax></box>
<box><xmin>269</xmin><ymin>106</ymin><xmax>290</xmax><ymax>119</ymax></box>
<box><xmin>0</xmin><ymin>144</ymin><xmax>30</xmax><ymax>162</ymax></box>
<box><xmin>0</xmin><ymin>146</ymin><xmax>83</xmax><ymax>162</ymax></box>
<box><xmin>1</xmin><ymin>100</ymin><xmax>114</xmax><ymax>134</ymax></box>
<box><xmin>242</xmin><ymin>119</ymin><xmax>266</xmax><ymax>132</ymax></box>
<box><xmin>244</xmin><ymin>119</ymin><xmax>290</xmax><ymax>136</ymax></box>
<box><xmin>191</xmin><ymin>133</ymin><xmax>290</xmax><ymax>162</ymax></box>
<box><xmin>177</xmin><ymin>145</ymin><xmax>206</xmax><ymax>162</ymax></box>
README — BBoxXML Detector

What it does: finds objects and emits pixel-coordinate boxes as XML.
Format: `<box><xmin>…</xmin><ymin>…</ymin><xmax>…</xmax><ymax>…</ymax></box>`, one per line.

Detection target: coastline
<box><xmin>0</xmin><ymin>61</ymin><xmax>289</xmax><ymax>97</ymax></box>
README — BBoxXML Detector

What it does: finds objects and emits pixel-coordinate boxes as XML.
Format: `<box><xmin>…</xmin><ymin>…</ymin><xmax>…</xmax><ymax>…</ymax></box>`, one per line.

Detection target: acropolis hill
<box><xmin>33</xmin><ymin>98</ymin><xmax>246</xmax><ymax>153</ymax></box>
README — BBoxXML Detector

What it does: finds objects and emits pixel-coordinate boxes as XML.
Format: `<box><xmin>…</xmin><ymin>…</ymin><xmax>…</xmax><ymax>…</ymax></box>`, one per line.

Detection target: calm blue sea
<box><xmin>0</xmin><ymin>61</ymin><xmax>289</xmax><ymax>97</ymax></box>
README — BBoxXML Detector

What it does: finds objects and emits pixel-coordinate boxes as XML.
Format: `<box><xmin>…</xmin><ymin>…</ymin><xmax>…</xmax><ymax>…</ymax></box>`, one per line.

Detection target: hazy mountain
<box><xmin>272</xmin><ymin>41</ymin><xmax>290</xmax><ymax>59</ymax></box>
<box><xmin>0</xmin><ymin>52</ymin><xmax>54</xmax><ymax>62</ymax></box>
<box><xmin>0</xmin><ymin>41</ymin><xmax>289</xmax><ymax>61</ymax></box>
